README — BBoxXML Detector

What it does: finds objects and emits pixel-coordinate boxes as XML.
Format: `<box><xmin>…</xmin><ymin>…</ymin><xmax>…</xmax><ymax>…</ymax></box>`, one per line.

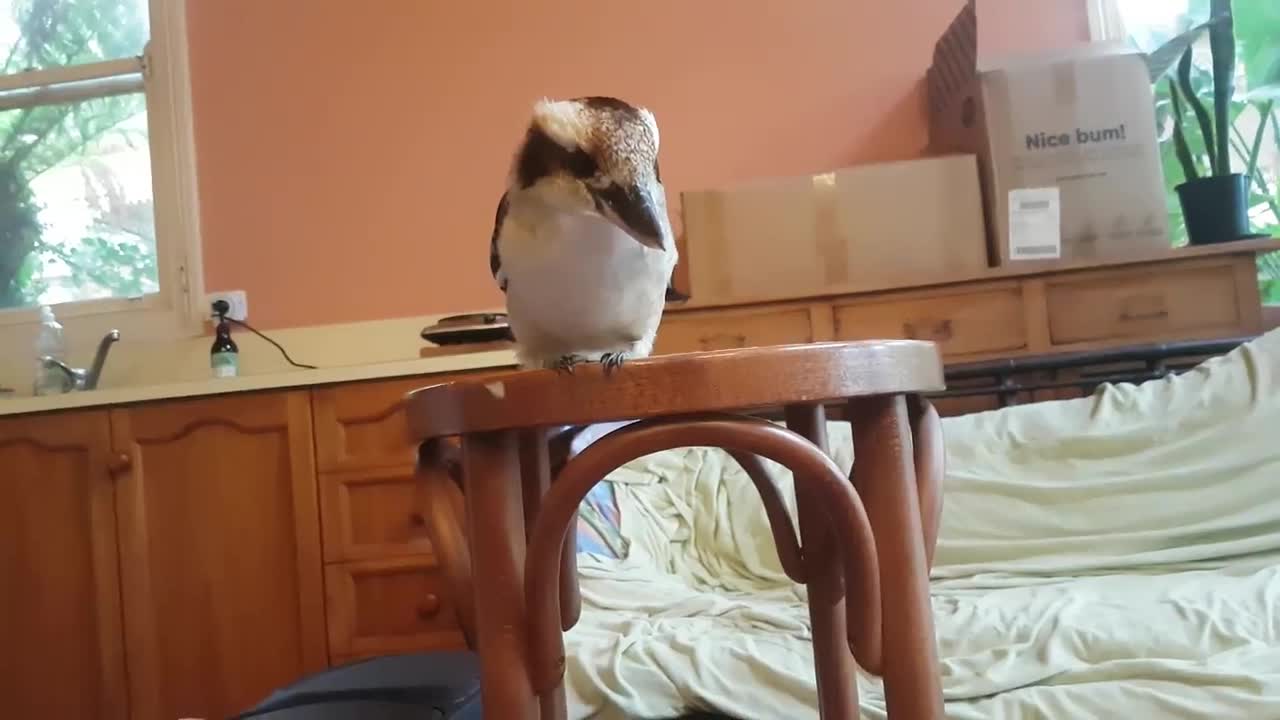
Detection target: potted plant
<box><xmin>1165</xmin><ymin>0</ymin><xmax>1278</xmax><ymax>244</ymax></box>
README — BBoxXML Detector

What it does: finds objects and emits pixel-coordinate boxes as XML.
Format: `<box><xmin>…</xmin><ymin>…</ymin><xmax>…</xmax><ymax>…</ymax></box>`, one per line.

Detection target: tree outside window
<box><xmin>1</xmin><ymin>0</ymin><xmax>158</xmax><ymax>312</ymax></box>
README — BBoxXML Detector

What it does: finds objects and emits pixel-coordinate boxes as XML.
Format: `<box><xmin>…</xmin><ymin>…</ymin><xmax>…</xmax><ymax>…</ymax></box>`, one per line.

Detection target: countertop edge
<box><xmin>0</xmin><ymin>349</ymin><xmax>519</xmax><ymax>417</ymax></box>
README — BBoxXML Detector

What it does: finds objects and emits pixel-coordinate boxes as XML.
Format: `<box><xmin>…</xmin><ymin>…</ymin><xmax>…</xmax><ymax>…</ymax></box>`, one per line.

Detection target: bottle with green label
<box><xmin>211</xmin><ymin>316</ymin><xmax>239</xmax><ymax>378</ymax></box>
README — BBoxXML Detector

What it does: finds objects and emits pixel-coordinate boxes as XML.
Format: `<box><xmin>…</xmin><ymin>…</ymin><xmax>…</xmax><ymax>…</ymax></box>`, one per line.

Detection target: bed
<box><xmin>561</xmin><ymin>328</ymin><xmax>1280</xmax><ymax>719</ymax></box>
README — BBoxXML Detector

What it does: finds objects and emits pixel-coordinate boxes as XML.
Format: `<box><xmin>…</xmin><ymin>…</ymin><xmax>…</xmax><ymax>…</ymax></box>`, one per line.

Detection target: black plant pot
<box><xmin>1175</xmin><ymin>173</ymin><xmax>1251</xmax><ymax>245</ymax></box>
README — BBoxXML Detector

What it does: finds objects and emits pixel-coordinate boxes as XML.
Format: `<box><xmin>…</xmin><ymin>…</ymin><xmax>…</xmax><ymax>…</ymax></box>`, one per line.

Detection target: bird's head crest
<box><xmin>512</xmin><ymin>96</ymin><xmax>668</xmax><ymax>249</ymax></box>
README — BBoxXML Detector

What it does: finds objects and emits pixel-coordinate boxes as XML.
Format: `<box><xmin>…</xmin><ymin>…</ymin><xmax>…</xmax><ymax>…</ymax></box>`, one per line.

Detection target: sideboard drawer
<box><xmin>324</xmin><ymin>557</ymin><xmax>466</xmax><ymax>660</ymax></box>
<box><xmin>312</xmin><ymin>377</ymin><xmax>429</xmax><ymax>472</ymax></box>
<box><xmin>320</xmin><ymin>466</ymin><xmax>434</xmax><ymax>563</ymax></box>
<box><xmin>654</xmin><ymin>306</ymin><xmax>814</xmax><ymax>355</ymax></box>
<box><xmin>1045</xmin><ymin>263</ymin><xmax>1241</xmax><ymax>345</ymax></box>
<box><xmin>832</xmin><ymin>286</ymin><xmax>1027</xmax><ymax>359</ymax></box>
<box><xmin>312</xmin><ymin>371</ymin><xmax>498</xmax><ymax>473</ymax></box>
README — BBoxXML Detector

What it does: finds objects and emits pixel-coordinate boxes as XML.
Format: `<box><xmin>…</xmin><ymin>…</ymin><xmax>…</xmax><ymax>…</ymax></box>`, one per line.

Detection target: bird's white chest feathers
<box><xmin>498</xmin><ymin>202</ymin><xmax>675</xmax><ymax>360</ymax></box>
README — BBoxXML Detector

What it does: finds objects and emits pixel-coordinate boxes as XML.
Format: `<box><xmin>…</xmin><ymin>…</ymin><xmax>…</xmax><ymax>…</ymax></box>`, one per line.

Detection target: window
<box><xmin>1090</xmin><ymin>0</ymin><xmax>1280</xmax><ymax>304</ymax></box>
<box><xmin>0</xmin><ymin>0</ymin><xmax>202</xmax><ymax>342</ymax></box>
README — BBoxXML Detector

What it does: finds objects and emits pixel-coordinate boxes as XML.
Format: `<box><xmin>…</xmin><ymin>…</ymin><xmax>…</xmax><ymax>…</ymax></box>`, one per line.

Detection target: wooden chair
<box><xmin>407</xmin><ymin>340</ymin><xmax>947</xmax><ymax>720</ymax></box>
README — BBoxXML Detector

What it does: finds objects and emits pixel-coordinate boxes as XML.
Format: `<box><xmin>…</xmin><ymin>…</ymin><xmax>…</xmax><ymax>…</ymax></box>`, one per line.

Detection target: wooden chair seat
<box><xmin>406</xmin><ymin>340</ymin><xmax>942</xmax><ymax>435</ymax></box>
<box><xmin>406</xmin><ymin>340</ymin><xmax>948</xmax><ymax>720</ymax></box>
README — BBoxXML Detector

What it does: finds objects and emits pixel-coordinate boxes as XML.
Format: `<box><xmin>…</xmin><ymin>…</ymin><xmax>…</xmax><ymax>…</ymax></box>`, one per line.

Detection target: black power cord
<box><xmin>212</xmin><ymin>299</ymin><xmax>317</xmax><ymax>370</ymax></box>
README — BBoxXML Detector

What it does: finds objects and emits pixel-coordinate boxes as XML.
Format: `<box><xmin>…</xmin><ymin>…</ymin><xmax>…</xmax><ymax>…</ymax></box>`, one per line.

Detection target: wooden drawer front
<box><xmin>312</xmin><ymin>377</ymin><xmax>445</xmax><ymax>472</ymax></box>
<box><xmin>654</xmin><ymin>307</ymin><xmax>813</xmax><ymax>355</ymax></box>
<box><xmin>320</xmin><ymin>466</ymin><xmax>434</xmax><ymax>563</ymax></box>
<box><xmin>1046</xmin><ymin>264</ymin><xmax>1241</xmax><ymax>345</ymax></box>
<box><xmin>833</xmin><ymin>287</ymin><xmax>1026</xmax><ymax>358</ymax></box>
<box><xmin>325</xmin><ymin>558</ymin><xmax>466</xmax><ymax>660</ymax></box>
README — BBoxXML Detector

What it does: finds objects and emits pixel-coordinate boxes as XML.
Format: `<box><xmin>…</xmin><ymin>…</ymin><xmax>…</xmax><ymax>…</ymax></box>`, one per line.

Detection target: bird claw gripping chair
<box><xmin>407</xmin><ymin>340</ymin><xmax>948</xmax><ymax>720</ymax></box>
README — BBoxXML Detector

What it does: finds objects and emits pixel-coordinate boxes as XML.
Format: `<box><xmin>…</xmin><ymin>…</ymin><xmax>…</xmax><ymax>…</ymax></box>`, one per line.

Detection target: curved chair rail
<box><xmin>522</xmin><ymin>415</ymin><xmax>885</xmax><ymax>694</ymax></box>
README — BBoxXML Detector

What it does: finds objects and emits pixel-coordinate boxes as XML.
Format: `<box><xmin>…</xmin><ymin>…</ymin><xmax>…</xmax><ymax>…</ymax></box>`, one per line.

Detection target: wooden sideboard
<box><xmin>2</xmin><ymin>240</ymin><xmax>1276</xmax><ymax>718</ymax></box>
<box><xmin>657</xmin><ymin>238</ymin><xmax>1276</xmax><ymax>361</ymax></box>
<box><xmin>656</xmin><ymin>239</ymin><xmax>1276</xmax><ymax>413</ymax></box>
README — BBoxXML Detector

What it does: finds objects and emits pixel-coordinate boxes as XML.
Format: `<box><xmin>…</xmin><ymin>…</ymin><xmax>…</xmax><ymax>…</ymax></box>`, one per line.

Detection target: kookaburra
<box><xmin>489</xmin><ymin>95</ymin><xmax>682</xmax><ymax>372</ymax></box>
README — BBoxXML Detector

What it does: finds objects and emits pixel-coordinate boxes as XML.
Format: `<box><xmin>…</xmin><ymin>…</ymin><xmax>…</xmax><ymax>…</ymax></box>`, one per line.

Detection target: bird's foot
<box><xmin>553</xmin><ymin>354</ymin><xmax>585</xmax><ymax>374</ymax></box>
<box><xmin>600</xmin><ymin>352</ymin><xmax>629</xmax><ymax>375</ymax></box>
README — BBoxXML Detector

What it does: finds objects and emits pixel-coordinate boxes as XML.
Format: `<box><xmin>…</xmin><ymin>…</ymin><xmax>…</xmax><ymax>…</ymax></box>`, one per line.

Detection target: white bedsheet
<box><xmin>562</xmin><ymin>328</ymin><xmax>1280</xmax><ymax>719</ymax></box>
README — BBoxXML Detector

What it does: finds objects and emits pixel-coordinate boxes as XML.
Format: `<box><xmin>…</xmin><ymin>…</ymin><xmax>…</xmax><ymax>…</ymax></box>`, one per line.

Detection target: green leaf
<box><xmin>1145</xmin><ymin>13</ymin><xmax>1229</xmax><ymax>83</ymax></box>
<box><xmin>1246</xmin><ymin>99</ymin><xmax>1274</xmax><ymax>179</ymax></box>
<box><xmin>1170</xmin><ymin>79</ymin><xmax>1201</xmax><ymax>181</ymax></box>
<box><xmin>1179</xmin><ymin>46</ymin><xmax>1220</xmax><ymax>175</ymax></box>
<box><xmin>1209</xmin><ymin>0</ymin><xmax>1236</xmax><ymax>174</ymax></box>
<box><xmin>1242</xmin><ymin>52</ymin><xmax>1280</xmax><ymax>101</ymax></box>
<box><xmin>1233</xmin><ymin>0</ymin><xmax>1280</xmax><ymax>91</ymax></box>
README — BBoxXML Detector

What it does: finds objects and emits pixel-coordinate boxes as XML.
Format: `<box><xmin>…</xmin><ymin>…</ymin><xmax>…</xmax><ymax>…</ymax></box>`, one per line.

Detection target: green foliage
<box><xmin>1233</xmin><ymin>0</ymin><xmax>1280</xmax><ymax>95</ymax></box>
<box><xmin>37</xmin><ymin>234</ymin><xmax>157</xmax><ymax>298</ymax></box>
<box><xmin>1147</xmin><ymin>0</ymin><xmax>1279</xmax><ymax>300</ymax></box>
<box><xmin>3</xmin><ymin>0</ymin><xmax>147</xmax><ymax>73</ymax></box>
<box><xmin>1261</xmin><ymin>252</ymin><xmax>1280</xmax><ymax>303</ymax></box>
<box><xmin>1</xmin><ymin>0</ymin><xmax>154</xmax><ymax>310</ymax></box>
<box><xmin>0</xmin><ymin>163</ymin><xmax>42</xmax><ymax>306</ymax></box>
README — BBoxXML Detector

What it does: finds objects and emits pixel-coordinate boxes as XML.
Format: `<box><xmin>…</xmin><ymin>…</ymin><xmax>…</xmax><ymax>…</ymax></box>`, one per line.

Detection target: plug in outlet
<box><xmin>207</xmin><ymin>290</ymin><xmax>249</xmax><ymax>322</ymax></box>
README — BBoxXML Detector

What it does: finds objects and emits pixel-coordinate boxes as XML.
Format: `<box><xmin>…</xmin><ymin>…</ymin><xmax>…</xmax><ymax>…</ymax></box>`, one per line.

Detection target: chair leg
<box><xmin>463</xmin><ymin>430</ymin><xmax>539</xmax><ymax>720</ymax></box>
<box><xmin>907</xmin><ymin>396</ymin><xmax>944</xmax><ymax>570</ymax></box>
<box><xmin>785</xmin><ymin>404</ymin><xmax>861</xmax><ymax>720</ymax></box>
<box><xmin>420</xmin><ymin>463</ymin><xmax>476</xmax><ymax>647</ymax></box>
<box><xmin>849</xmin><ymin>396</ymin><xmax>943</xmax><ymax>720</ymax></box>
<box><xmin>518</xmin><ymin>428</ymin><xmax>572</xmax><ymax>719</ymax></box>
<box><xmin>519</xmin><ymin>428</ymin><xmax>582</xmax><ymax>630</ymax></box>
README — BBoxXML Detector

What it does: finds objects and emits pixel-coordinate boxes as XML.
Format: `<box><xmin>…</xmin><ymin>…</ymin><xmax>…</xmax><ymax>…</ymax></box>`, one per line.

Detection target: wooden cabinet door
<box><xmin>111</xmin><ymin>391</ymin><xmax>327</xmax><ymax>720</ymax></box>
<box><xmin>0</xmin><ymin>411</ymin><xmax>127</xmax><ymax>720</ymax></box>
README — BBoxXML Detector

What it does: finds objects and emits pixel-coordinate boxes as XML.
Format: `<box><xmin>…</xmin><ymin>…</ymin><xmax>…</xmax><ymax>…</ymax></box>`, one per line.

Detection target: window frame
<box><xmin>0</xmin><ymin>0</ymin><xmax>205</xmax><ymax>346</ymax></box>
<box><xmin>1086</xmin><ymin>0</ymin><xmax>1128</xmax><ymax>43</ymax></box>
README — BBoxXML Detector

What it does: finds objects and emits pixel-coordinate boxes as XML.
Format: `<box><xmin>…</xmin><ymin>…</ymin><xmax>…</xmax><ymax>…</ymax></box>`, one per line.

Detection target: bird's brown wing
<box><xmin>490</xmin><ymin>192</ymin><xmax>509</xmax><ymax>293</ymax></box>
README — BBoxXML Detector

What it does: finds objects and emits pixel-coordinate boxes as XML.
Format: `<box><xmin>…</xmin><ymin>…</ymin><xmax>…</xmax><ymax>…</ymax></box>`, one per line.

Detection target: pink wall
<box><xmin>187</xmin><ymin>0</ymin><xmax>1089</xmax><ymax>329</ymax></box>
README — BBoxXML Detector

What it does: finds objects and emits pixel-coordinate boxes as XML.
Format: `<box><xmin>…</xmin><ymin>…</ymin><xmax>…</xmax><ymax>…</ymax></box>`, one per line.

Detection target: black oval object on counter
<box><xmin>420</xmin><ymin>313</ymin><xmax>513</xmax><ymax>345</ymax></box>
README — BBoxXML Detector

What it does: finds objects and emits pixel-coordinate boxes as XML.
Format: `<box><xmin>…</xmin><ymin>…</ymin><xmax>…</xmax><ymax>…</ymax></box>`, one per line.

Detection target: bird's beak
<box><xmin>592</xmin><ymin>184</ymin><xmax>668</xmax><ymax>250</ymax></box>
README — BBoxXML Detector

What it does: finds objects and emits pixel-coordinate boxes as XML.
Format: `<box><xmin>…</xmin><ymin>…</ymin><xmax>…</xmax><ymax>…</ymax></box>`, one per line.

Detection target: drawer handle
<box><xmin>1119</xmin><ymin>308</ymin><xmax>1170</xmax><ymax>321</ymax></box>
<box><xmin>416</xmin><ymin>594</ymin><xmax>441</xmax><ymax>621</ymax></box>
<box><xmin>902</xmin><ymin>319</ymin><xmax>953</xmax><ymax>342</ymax></box>
<box><xmin>408</xmin><ymin>512</ymin><xmax>426</xmax><ymax>528</ymax></box>
<box><xmin>698</xmin><ymin>333</ymin><xmax>748</xmax><ymax>350</ymax></box>
<box><xmin>1118</xmin><ymin>295</ymin><xmax>1168</xmax><ymax>322</ymax></box>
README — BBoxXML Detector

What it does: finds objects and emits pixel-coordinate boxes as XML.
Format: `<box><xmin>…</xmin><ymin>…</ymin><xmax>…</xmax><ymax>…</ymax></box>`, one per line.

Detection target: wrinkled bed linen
<box><xmin>563</xmin><ymin>329</ymin><xmax>1280</xmax><ymax>719</ymax></box>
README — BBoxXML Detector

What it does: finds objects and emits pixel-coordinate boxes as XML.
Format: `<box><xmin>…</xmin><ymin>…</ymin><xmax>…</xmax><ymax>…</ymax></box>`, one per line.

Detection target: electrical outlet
<box><xmin>207</xmin><ymin>290</ymin><xmax>249</xmax><ymax>322</ymax></box>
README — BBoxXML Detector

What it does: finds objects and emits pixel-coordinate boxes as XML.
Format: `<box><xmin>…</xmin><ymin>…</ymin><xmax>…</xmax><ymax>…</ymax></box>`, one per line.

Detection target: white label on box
<box><xmin>1008</xmin><ymin>187</ymin><xmax>1061</xmax><ymax>260</ymax></box>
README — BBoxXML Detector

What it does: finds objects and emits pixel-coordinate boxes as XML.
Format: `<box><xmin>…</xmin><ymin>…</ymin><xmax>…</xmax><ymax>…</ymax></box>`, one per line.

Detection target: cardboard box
<box><xmin>927</xmin><ymin>0</ymin><xmax>1170</xmax><ymax>267</ymax></box>
<box><xmin>679</xmin><ymin>154</ymin><xmax>990</xmax><ymax>307</ymax></box>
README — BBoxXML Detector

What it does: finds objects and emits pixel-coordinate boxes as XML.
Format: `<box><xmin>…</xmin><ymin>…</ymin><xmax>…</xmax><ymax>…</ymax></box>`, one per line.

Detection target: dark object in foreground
<box><xmin>230</xmin><ymin>648</ymin><xmax>742</xmax><ymax>719</ymax></box>
<box><xmin>230</xmin><ymin>652</ymin><xmax>481</xmax><ymax>718</ymax></box>
<box><xmin>420</xmin><ymin>314</ymin><xmax>514</xmax><ymax>346</ymax></box>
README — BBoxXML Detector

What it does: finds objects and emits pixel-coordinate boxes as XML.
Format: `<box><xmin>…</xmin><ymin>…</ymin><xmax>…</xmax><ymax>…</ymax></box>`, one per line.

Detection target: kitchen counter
<box><xmin>0</xmin><ymin>346</ymin><xmax>517</xmax><ymax>417</ymax></box>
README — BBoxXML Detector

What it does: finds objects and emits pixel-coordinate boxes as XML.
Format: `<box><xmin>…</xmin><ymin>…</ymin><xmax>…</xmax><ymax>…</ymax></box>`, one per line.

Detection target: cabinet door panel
<box><xmin>0</xmin><ymin>411</ymin><xmax>126</xmax><ymax>719</ymax></box>
<box><xmin>113</xmin><ymin>392</ymin><xmax>326</xmax><ymax>720</ymax></box>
